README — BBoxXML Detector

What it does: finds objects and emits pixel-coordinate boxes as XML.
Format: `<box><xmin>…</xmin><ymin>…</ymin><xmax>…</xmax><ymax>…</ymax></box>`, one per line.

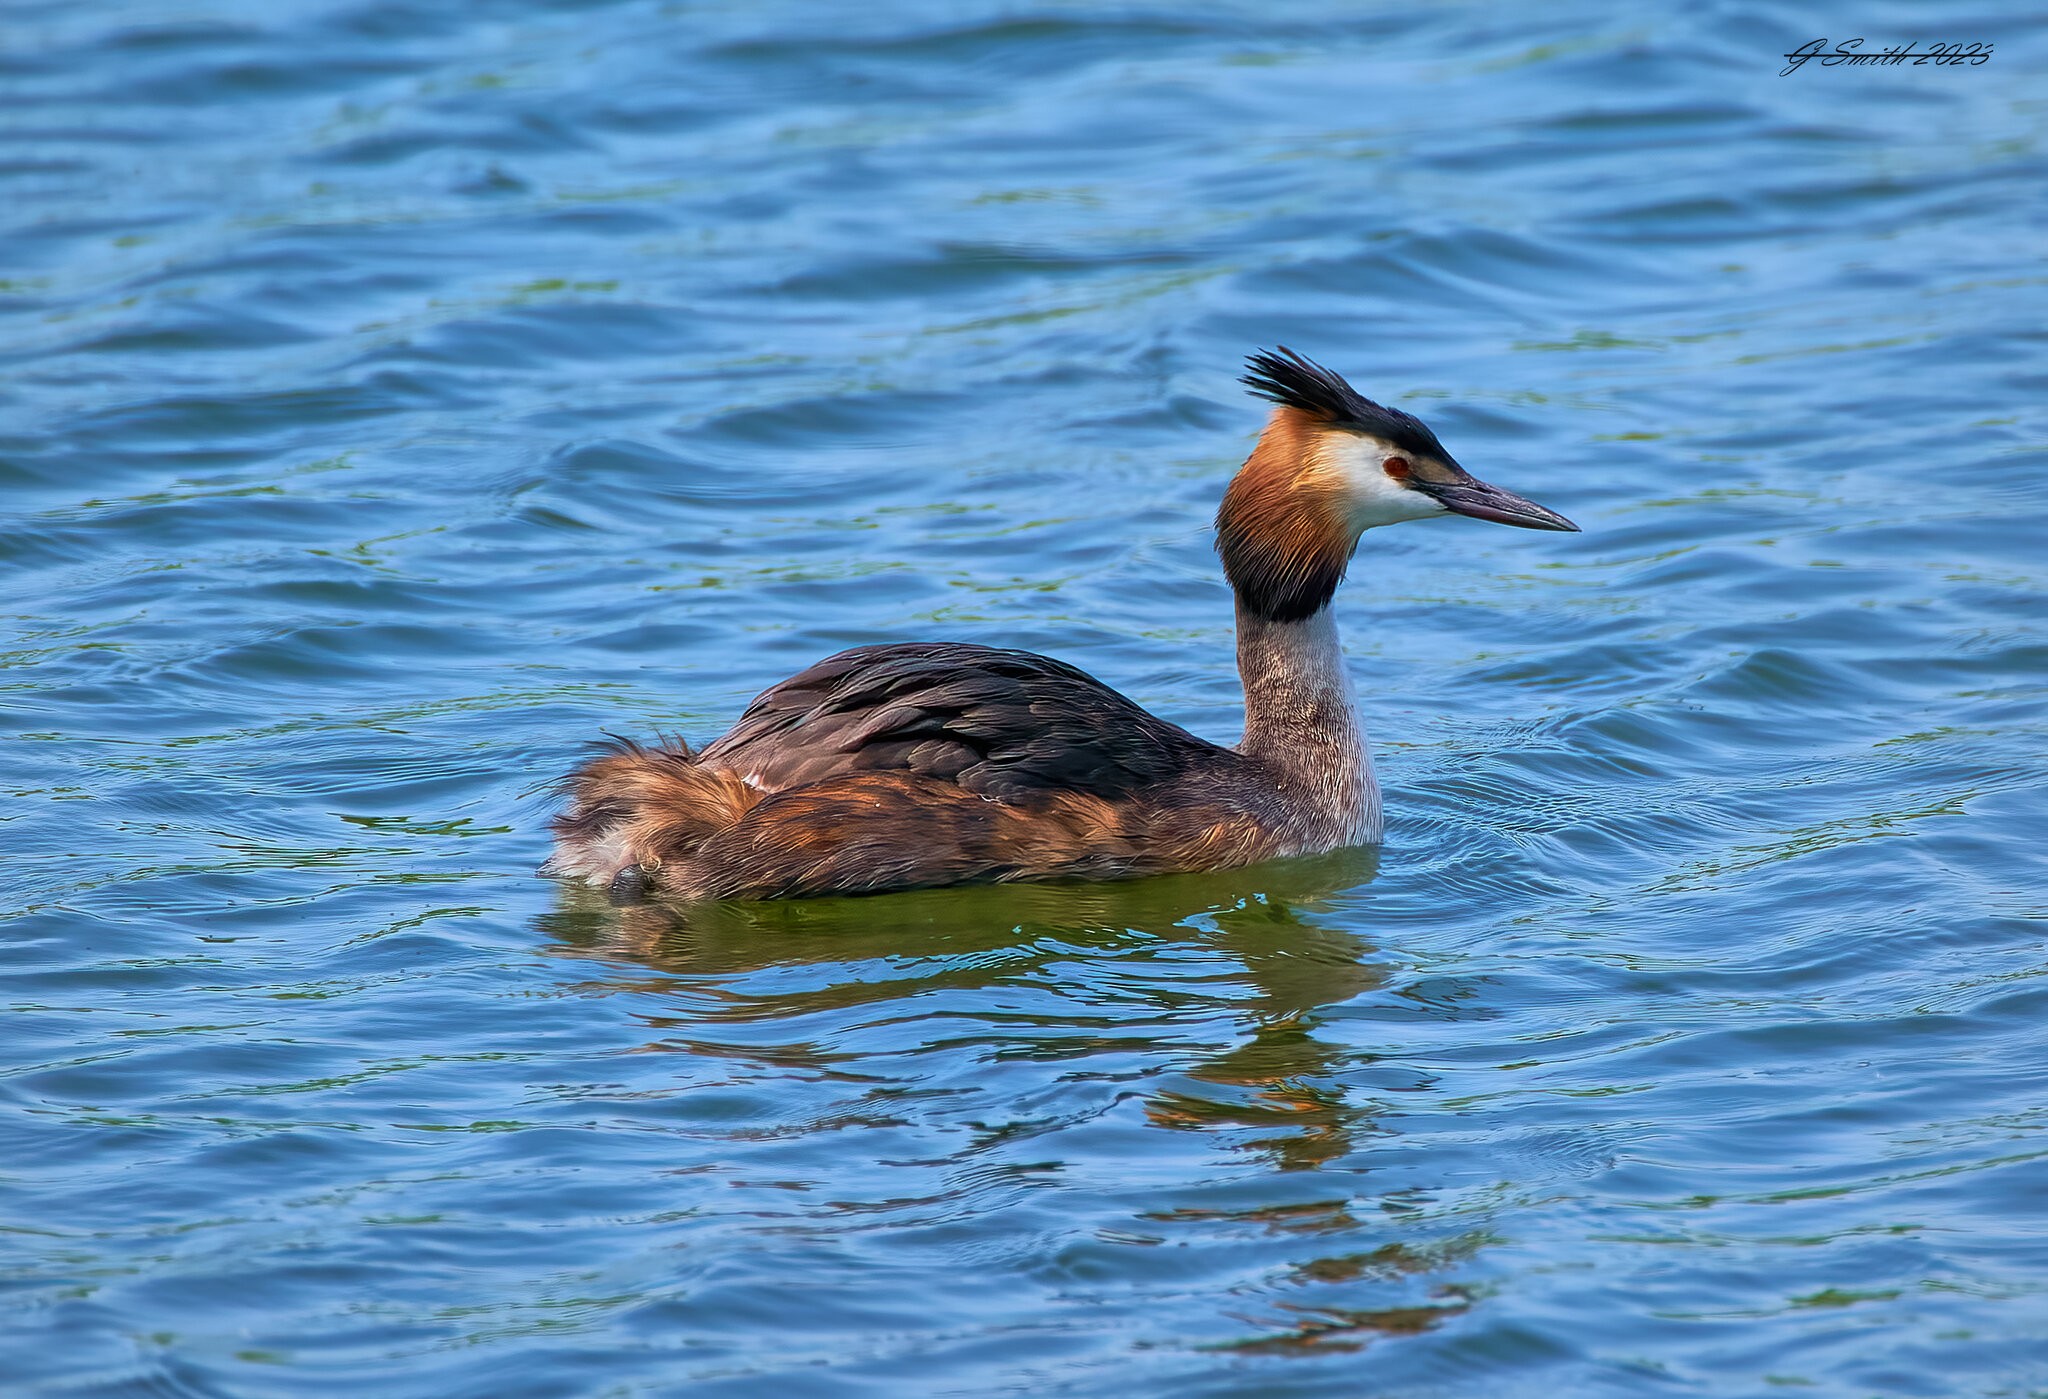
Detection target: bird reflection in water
<box><xmin>536</xmin><ymin>848</ymin><xmax>1486</xmax><ymax>1352</ymax></box>
<box><xmin>539</xmin><ymin>849</ymin><xmax>1382</xmax><ymax>1159</ymax></box>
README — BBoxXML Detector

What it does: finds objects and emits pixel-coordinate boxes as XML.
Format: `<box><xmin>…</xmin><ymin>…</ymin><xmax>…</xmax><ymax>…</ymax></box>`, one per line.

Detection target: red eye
<box><xmin>1384</xmin><ymin>457</ymin><xmax>1412</xmax><ymax>479</ymax></box>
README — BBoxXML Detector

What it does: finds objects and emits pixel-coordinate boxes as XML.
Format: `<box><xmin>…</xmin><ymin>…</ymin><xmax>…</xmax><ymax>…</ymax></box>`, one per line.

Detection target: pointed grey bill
<box><xmin>1419</xmin><ymin>478</ymin><xmax>1579</xmax><ymax>532</ymax></box>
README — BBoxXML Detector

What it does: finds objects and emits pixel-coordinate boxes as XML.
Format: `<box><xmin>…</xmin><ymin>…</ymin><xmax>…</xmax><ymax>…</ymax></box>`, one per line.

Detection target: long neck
<box><xmin>1233</xmin><ymin>602</ymin><xmax>1382</xmax><ymax>847</ymax></box>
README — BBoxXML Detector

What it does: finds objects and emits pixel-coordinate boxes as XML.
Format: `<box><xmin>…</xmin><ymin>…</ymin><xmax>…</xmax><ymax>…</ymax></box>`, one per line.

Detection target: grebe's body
<box><xmin>547</xmin><ymin>350</ymin><xmax>1576</xmax><ymax>902</ymax></box>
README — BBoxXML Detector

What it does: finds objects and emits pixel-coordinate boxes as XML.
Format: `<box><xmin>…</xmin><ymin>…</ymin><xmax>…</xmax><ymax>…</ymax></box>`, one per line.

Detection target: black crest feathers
<box><xmin>1241</xmin><ymin>347</ymin><xmax>1454</xmax><ymax>464</ymax></box>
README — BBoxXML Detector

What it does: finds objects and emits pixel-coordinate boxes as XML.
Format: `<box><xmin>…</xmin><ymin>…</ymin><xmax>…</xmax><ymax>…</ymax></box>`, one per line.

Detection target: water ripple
<box><xmin>4</xmin><ymin>1</ymin><xmax>2046</xmax><ymax>1396</ymax></box>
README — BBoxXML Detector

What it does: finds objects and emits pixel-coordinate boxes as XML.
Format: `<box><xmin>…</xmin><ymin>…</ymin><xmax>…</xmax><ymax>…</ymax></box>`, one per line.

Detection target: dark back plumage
<box><xmin>1242</xmin><ymin>347</ymin><xmax>1456</xmax><ymax>464</ymax></box>
<box><xmin>548</xmin><ymin>641</ymin><xmax>1281</xmax><ymax>900</ymax></box>
<box><xmin>699</xmin><ymin>642</ymin><xmax>1229</xmax><ymax>802</ymax></box>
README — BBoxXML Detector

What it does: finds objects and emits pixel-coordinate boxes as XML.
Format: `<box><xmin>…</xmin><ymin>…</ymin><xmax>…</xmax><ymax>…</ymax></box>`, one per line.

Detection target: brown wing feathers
<box><xmin>548</xmin><ymin>643</ymin><xmax>1237</xmax><ymax>900</ymax></box>
<box><xmin>681</xmin><ymin>775</ymin><xmax>1141</xmax><ymax>900</ymax></box>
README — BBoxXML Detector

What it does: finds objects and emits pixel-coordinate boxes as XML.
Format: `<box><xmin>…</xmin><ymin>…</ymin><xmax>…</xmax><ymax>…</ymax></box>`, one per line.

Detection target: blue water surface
<box><xmin>4</xmin><ymin>1</ymin><xmax>2047</xmax><ymax>1395</ymax></box>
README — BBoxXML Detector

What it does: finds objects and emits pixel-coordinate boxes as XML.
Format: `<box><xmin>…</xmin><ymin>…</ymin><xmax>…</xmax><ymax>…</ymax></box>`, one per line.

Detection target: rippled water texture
<box><xmin>5</xmin><ymin>2</ymin><xmax>2047</xmax><ymax>1394</ymax></box>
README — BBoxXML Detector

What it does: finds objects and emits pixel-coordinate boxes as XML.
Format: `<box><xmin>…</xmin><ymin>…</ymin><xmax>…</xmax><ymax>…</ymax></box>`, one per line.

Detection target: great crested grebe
<box><xmin>546</xmin><ymin>349</ymin><xmax>1578</xmax><ymax>903</ymax></box>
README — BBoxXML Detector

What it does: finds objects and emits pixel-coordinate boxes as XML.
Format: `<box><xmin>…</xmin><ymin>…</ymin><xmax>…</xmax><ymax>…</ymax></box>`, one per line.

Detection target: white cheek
<box><xmin>1324</xmin><ymin>436</ymin><xmax>1446</xmax><ymax>529</ymax></box>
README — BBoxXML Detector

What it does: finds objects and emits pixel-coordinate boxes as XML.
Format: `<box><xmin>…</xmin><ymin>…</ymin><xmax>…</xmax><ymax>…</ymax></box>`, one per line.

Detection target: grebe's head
<box><xmin>1217</xmin><ymin>348</ymin><xmax>1577</xmax><ymax>623</ymax></box>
